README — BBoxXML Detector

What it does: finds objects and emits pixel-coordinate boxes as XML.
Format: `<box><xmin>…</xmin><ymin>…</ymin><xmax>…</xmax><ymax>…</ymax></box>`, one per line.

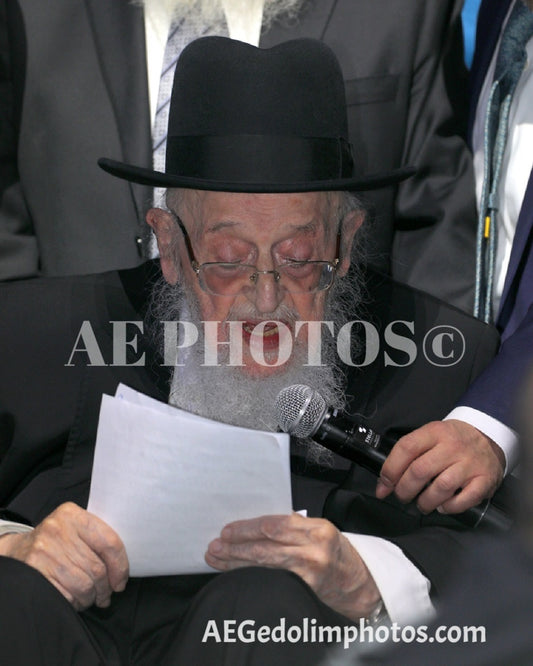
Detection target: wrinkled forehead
<box><xmin>168</xmin><ymin>189</ymin><xmax>339</xmax><ymax>241</ymax></box>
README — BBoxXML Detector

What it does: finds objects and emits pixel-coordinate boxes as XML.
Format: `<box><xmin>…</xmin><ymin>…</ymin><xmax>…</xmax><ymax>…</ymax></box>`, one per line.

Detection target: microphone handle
<box><xmin>314</xmin><ymin>411</ymin><xmax>391</xmax><ymax>474</ymax></box>
<box><xmin>314</xmin><ymin>412</ymin><xmax>512</xmax><ymax>532</ymax></box>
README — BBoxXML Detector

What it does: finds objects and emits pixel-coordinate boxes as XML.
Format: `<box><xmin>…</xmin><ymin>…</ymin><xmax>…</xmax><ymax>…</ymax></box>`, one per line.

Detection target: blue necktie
<box><xmin>474</xmin><ymin>0</ymin><xmax>533</xmax><ymax>322</ymax></box>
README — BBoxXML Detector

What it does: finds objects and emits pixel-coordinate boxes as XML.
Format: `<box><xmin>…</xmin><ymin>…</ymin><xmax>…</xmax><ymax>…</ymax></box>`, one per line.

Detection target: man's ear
<box><xmin>337</xmin><ymin>210</ymin><xmax>365</xmax><ymax>277</ymax></box>
<box><xmin>146</xmin><ymin>208</ymin><xmax>180</xmax><ymax>284</ymax></box>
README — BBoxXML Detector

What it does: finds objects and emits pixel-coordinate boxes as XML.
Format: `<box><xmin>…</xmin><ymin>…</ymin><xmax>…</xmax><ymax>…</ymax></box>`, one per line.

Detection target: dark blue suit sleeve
<box><xmin>458</xmin><ymin>303</ymin><xmax>533</xmax><ymax>429</ymax></box>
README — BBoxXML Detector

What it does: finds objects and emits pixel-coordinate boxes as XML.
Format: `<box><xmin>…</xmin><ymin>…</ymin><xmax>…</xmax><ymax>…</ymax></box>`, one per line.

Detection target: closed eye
<box><xmin>279</xmin><ymin>260</ymin><xmax>316</xmax><ymax>276</ymax></box>
<box><xmin>207</xmin><ymin>262</ymin><xmax>251</xmax><ymax>274</ymax></box>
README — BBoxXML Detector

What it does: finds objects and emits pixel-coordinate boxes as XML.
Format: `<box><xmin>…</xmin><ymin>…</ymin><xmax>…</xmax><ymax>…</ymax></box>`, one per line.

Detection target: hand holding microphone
<box><xmin>275</xmin><ymin>384</ymin><xmax>511</xmax><ymax>531</ymax></box>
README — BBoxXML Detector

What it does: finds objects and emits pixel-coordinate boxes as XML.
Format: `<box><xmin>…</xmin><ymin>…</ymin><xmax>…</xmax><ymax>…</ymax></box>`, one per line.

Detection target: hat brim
<box><xmin>98</xmin><ymin>157</ymin><xmax>415</xmax><ymax>193</ymax></box>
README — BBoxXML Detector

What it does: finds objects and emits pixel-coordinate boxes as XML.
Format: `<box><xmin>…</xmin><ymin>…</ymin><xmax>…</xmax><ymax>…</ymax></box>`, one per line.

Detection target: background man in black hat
<box><xmin>0</xmin><ymin>36</ymin><xmax>501</xmax><ymax>664</ymax></box>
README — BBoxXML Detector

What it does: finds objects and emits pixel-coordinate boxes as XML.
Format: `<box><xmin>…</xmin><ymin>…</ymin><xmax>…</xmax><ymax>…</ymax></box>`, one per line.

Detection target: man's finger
<box><xmin>413</xmin><ymin>462</ymin><xmax>469</xmax><ymax>513</ymax></box>
<box><xmin>42</xmin><ymin>537</ymin><xmax>114</xmax><ymax>610</ymax></box>
<box><xmin>392</xmin><ymin>445</ymin><xmax>462</xmax><ymax>504</ymax></box>
<box><xmin>206</xmin><ymin>538</ymin><xmax>300</xmax><ymax>570</ymax></box>
<box><xmin>437</xmin><ymin>477</ymin><xmax>492</xmax><ymax>515</ymax></box>
<box><xmin>219</xmin><ymin>514</ymin><xmax>309</xmax><ymax>546</ymax></box>
<box><xmin>78</xmin><ymin>511</ymin><xmax>129</xmax><ymax>592</ymax></box>
<box><xmin>377</xmin><ymin>425</ymin><xmax>439</xmax><ymax>495</ymax></box>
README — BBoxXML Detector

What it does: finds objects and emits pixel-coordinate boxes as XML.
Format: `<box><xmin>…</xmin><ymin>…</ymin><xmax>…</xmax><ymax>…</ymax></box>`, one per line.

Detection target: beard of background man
<box><xmin>136</xmin><ymin>0</ymin><xmax>308</xmax><ymax>32</ymax></box>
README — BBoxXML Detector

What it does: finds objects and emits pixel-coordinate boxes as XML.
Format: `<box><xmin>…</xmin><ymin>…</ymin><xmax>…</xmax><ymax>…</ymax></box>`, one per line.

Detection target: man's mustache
<box><xmin>225</xmin><ymin>303</ymin><xmax>301</xmax><ymax>327</ymax></box>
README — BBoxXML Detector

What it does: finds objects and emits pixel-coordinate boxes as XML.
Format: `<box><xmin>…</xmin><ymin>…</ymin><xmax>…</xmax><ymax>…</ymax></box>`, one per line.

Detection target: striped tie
<box><xmin>148</xmin><ymin>15</ymin><xmax>228</xmax><ymax>256</ymax></box>
<box><xmin>153</xmin><ymin>19</ymin><xmax>188</xmax><ymax>175</ymax></box>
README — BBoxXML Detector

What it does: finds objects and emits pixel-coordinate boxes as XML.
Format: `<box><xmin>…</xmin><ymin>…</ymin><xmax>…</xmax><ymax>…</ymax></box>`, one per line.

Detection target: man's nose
<box><xmin>247</xmin><ymin>271</ymin><xmax>285</xmax><ymax>313</ymax></box>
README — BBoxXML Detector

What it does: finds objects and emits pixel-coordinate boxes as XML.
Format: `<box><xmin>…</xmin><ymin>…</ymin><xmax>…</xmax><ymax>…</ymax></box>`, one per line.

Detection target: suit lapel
<box><xmin>468</xmin><ymin>0</ymin><xmax>513</xmax><ymax>142</ymax></box>
<box><xmin>469</xmin><ymin>0</ymin><xmax>533</xmax><ymax>336</ymax></box>
<box><xmin>497</xmin><ymin>169</ymin><xmax>533</xmax><ymax>334</ymax></box>
<box><xmin>83</xmin><ymin>0</ymin><xmax>152</xmax><ymax>217</ymax></box>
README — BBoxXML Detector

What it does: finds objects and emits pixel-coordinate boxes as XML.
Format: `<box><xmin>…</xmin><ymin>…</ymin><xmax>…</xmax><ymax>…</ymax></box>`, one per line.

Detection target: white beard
<box><xmin>134</xmin><ymin>0</ymin><xmax>307</xmax><ymax>32</ymax></box>
<box><xmin>169</xmin><ymin>337</ymin><xmax>345</xmax><ymax>433</ymax></box>
<box><xmin>148</xmin><ymin>271</ymin><xmax>361</xmax><ymax>464</ymax></box>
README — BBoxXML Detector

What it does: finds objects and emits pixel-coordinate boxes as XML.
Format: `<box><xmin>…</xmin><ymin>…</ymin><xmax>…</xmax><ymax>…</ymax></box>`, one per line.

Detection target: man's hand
<box><xmin>0</xmin><ymin>502</ymin><xmax>129</xmax><ymax>611</ymax></box>
<box><xmin>376</xmin><ymin>420</ymin><xmax>506</xmax><ymax>514</ymax></box>
<box><xmin>206</xmin><ymin>513</ymin><xmax>380</xmax><ymax>620</ymax></box>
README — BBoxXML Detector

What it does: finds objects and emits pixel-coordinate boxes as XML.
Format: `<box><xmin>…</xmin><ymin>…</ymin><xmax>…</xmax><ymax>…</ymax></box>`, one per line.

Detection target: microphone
<box><xmin>275</xmin><ymin>384</ymin><xmax>512</xmax><ymax>532</ymax></box>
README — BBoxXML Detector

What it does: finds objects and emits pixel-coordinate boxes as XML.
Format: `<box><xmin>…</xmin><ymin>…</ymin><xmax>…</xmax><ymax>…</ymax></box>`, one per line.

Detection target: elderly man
<box><xmin>0</xmin><ymin>37</ymin><xmax>500</xmax><ymax>664</ymax></box>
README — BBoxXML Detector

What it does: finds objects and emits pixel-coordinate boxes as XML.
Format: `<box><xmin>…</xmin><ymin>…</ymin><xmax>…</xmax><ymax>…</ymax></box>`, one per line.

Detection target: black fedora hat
<box><xmin>99</xmin><ymin>36</ymin><xmax>414</xmax><ymax>193</ymax></box>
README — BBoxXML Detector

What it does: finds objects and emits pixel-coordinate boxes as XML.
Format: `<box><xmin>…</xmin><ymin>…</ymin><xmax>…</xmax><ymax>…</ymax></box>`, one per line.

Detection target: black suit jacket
<box><xmin>1</xmin><ymin>0</ymin><xmax>476</xmax><ymax>311</ymax></box>
<box><xmin>0</xmin><ymin>263</ymin><xmax>501</xmax><ymax>600</ymax></box>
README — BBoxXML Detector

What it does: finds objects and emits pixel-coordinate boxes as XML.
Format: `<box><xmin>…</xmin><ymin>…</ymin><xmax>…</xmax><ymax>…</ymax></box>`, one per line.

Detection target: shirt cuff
<box><xmin>445</xmin><ymin>407</ymin><xmax>519</xmax><ymax>474</ymax></box>
<box><xmin>342</xmin><ymin>532</ymin><xmax>435</xmax><ymax>625</ymax></box>
<box><xmin>0</xmin><ymin>520</ymin><xmax>34</xmax><ymax>537</ymax></box>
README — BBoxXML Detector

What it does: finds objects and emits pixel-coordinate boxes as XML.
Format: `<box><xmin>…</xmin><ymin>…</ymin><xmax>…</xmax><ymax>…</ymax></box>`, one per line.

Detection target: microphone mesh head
<box><xmin>275</xmin><ymin>384</ymin><xmax>327</xmax><ymax>438</ymax></box>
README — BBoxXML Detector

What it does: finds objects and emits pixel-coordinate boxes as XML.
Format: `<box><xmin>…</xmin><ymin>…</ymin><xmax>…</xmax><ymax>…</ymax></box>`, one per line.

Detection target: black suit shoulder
<box><xmin>345</xmin><ymin>268</ymin><xmax>499</xmax><ymax>439</ymax></box>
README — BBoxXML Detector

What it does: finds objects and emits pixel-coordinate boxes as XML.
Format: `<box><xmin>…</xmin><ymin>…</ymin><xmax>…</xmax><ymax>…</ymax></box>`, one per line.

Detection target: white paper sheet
<box><xmin>87</xmin><ymin>384</ymin><xmax>292</xmax><ymax>576</ymax></box>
